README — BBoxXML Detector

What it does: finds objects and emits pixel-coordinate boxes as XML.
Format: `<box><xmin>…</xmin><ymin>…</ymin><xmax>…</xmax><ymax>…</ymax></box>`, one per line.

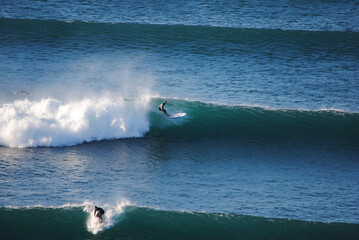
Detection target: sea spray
<box><xmin>0</xmin><ymin>96</ymin><xmax>151</xmax><ymax>148</ymax></box>
<box><xmin>84</xmin><ymin>200</ymin><xmax>131</xmax><ymax>234</ymax></box>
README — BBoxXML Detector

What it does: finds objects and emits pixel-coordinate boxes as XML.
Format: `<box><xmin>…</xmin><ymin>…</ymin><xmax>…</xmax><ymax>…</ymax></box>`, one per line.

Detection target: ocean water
<box><xmin>1</xmin><ymin>0</ymin><xmax>359</xmax><ymax>239</ymax></box>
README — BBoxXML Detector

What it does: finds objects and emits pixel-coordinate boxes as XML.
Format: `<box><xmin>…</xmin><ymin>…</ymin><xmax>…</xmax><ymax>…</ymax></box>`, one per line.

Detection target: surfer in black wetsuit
<box><xmin>158</xmin><ymin>100</ymin><xmax>170</xmax><ymax>116</ymax></box>
<box><xmin>94</xmin><ymin>206</ymin><xmax>105</xmax><ymax>222</ymax></box>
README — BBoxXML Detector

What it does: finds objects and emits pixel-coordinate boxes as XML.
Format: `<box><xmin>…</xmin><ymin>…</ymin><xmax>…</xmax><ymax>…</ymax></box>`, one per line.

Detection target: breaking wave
<box><xmin>1</xmin><ymin>97</ymin><xmax>358</xmax><ymax>148</ymax></box>
<box><xmin>0</xmin><ymin>96</ymin><xmax>150</xmax><ymax>147</ymax></box>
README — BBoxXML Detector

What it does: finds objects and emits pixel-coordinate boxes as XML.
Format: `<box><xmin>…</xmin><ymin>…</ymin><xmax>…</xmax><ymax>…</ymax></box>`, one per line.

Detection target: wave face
<box><xmin>148</xmin><ymin>99</ymin><xmax>359</xmax><ymax>144</ymax></box>
<box><xmin>1</xmin><ymin>205</ymin><xmax>358</xmax><ymax>240</ymax></box>
<box><xmin>1</xmin><ymin>0</ymin><xmax>359</xmax><ymax>31</ymax></box>
<box><xmin>0</xmin><ymin>98</ymin><xmax>358</xmax><ymax>148</ymax></box>
<box><xmin>0</xmin><ymin>97</ymin><xmax>150</xmax><ymax>147</ymax></box>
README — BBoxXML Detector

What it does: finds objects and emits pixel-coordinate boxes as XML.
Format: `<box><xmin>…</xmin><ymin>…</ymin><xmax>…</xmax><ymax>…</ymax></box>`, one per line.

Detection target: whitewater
<box><xmin>1</xmin><ymin>0</ymin><xmax>359</xmax><ymax>239</ymax></box>
<box><xmin>2</xmin><ymin>97</ymin><xmax>358</xmax><ymax>148</ymax></box>
<box><xmin>0</xmin><ymin>96</ymin><xmax>151</xmax><ymax>148</ymax></box>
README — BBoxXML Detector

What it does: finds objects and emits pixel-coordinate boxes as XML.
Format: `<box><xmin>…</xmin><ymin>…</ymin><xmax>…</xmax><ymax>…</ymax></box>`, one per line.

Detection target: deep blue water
<box><xmin>0</xmin><ymin>0</ymin><xmax>359</xmax><ymax>239</ymax></box>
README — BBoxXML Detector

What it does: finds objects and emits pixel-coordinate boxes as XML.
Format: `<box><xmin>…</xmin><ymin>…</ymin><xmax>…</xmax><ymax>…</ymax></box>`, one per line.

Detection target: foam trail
<box><xmin>0</xmin><ymin>96</ymin><xmax>151</xmax><ymax>148</ymax></box>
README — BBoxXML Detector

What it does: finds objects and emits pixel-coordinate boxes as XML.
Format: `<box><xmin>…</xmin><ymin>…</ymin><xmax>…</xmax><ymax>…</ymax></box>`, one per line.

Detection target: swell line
<box><xmin>1</xmin><ymin>205</ymin><xmax>358</xmax><ymax>239</ymax></box>
<box><xmin>2</xmin><ymin>17</ymin><xmax>359</xmax><ymax>36</ymax></box>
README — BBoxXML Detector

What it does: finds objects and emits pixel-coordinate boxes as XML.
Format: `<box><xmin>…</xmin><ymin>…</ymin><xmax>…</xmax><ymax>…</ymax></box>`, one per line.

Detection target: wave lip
<box><xmin>0</xmin><ymin>97</ymin><xmax>150</xmax><ymax>148</ymax></box>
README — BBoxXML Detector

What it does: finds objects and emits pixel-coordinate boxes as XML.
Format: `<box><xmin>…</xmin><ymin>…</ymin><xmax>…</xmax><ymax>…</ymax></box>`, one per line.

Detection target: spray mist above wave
<box><xmin>83</xmin><ymin>200</ymin><xmax>131</xmax><ymax>234</ymax></box>
<box><xmin>0</xmin><ymin>96</ymin><xmax>151</xmax><ymax>148</ymax></box>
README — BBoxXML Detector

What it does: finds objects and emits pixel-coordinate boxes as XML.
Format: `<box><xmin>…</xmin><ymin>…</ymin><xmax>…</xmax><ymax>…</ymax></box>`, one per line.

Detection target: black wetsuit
<box><xmin>94</xmin><ymin>207</ymin><xmax>105</xmax><ymax>219</ymax></box>
<box><xmin>159</xmin><ymin>102</ymin><xmax>168</xmax><ymax>116</ymax></box>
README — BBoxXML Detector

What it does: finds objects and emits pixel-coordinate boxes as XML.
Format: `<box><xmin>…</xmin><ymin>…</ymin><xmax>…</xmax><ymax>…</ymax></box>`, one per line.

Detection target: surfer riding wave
<box><xmin>158</xmin><ymin>100</ymin><xmax>170</xmax><ymax>116</ymax></box>
<box><xmin>94</xmin><ymin>206</ymin><xmax>105</xmax><ymax>223</ymax></box>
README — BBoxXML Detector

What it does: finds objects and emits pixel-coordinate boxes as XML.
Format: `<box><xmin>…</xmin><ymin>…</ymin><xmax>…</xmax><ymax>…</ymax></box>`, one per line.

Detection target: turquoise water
<box><xmin>2</xmin><ymin>206</ymin><xmax>359</xmax><ymax>240</ymax></box>
<box><xmin>1</xmin><ymin>0</ymin><xmax>359</xmax><ymax>239</ymax></box>
<box><xmin>1</xmin><ymin>19</ymin><xmax>359</xmax><ymax>110</ymax></box>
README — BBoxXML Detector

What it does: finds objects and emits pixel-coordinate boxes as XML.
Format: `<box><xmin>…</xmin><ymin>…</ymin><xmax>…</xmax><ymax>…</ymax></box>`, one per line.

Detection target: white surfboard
<box><xmin>169</xmin><ymin>113</ymin><xmax>186</xmax><ymax>118</ymax></box>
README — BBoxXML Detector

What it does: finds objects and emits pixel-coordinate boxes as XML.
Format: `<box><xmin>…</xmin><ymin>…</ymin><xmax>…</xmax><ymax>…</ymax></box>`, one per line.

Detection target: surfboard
<box><xmin>88</xmin><ymin>215</ymin><xmax>105</xmax><ymax>234</ymax></box>
<box><xmin>169</xmin><ymin>113</ymin><xmax>186</xmax><ymax>118</ymax></box>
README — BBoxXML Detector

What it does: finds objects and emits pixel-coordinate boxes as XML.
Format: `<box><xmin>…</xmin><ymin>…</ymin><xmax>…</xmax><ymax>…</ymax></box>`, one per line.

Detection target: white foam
<box><xmin>0</xmin><ymin>96</ymin><xmax>151</xmax><ymax>148</ymax></box>
<box><xmin>84</xmin><ymin>200</ymin><xmax>131</xmax><ymax>234</ymax></box>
